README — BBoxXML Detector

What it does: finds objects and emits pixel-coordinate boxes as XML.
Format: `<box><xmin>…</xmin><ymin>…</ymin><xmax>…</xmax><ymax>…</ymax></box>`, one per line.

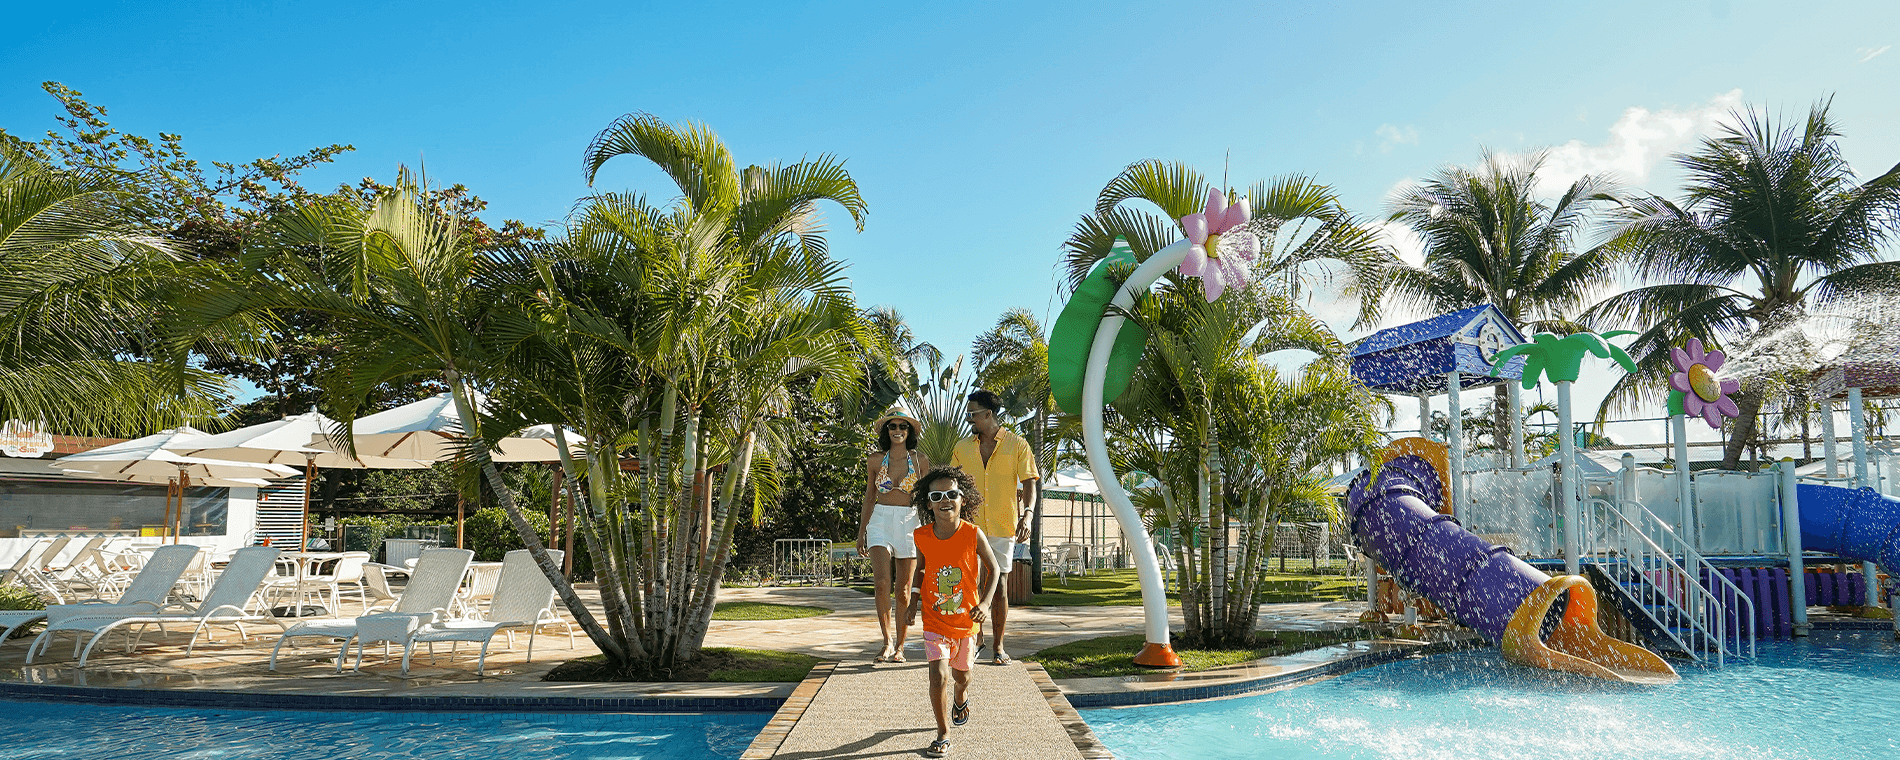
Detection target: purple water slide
<box><xmin>1796</xmin><ymin>484</ymin><xmax>1900</xmax><ymax>603</ymax></box>
<box><xmin>1347</xmin><ymin>455</ymin><xmax>1550</xmax><ymax>643</ymax></box>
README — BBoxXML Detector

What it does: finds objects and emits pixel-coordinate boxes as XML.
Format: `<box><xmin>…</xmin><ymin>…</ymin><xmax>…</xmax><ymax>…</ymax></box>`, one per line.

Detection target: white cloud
<box><xmin>1857</xmin><ymin>45</ymin><xmax>1890</xmax><ymax>63</ymax></box>
<box><xmin>1375</xmin><ymin>124</ymin><xmax>1418</xmax><ymax>153</ymax></box>
<box><xmin>1516</xmin><ymin>89</ymin><xmax>1744</xmax><ymax>196</ymax></box>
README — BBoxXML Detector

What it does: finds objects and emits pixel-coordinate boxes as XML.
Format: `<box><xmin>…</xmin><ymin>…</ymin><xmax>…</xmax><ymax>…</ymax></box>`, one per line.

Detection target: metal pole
<box><xmin>1419</xmin><ymin>394</ymin><xmax>1431</xmax><ymax>439</ymax></box>
<box><xmin>1779</xmin><ymin>458</ymin><xmax>1809</xmax><ymax>635</ymax></box>
<box><xmin>1446</xmin><ymin>373</ymin><xmax>1464</xmax><ymax>519</ymax></box>
<box><xmin>1557</xmin><ymin>380</ymin><xmax>1580</xmax><ymax>575</ymax></box>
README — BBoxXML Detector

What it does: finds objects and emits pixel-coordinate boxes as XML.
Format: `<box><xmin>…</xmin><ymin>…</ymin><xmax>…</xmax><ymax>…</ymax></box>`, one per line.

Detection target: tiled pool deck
<box><xmin>0</xmin><ymin>582</ymin><xmax>1471</xmax><ymax>757</ymax></box>
<box><xmin>0</xmin><ymin>584</ymin><xmax>1390</xmax><ymax>707</ymax></box>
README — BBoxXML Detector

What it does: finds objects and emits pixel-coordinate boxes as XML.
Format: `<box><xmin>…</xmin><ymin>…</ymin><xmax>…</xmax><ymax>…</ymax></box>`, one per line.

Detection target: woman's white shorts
<box><xmin>864</xmin><ymin>504</ymin><xmax>921</xmax><ymax>559</ymax></box>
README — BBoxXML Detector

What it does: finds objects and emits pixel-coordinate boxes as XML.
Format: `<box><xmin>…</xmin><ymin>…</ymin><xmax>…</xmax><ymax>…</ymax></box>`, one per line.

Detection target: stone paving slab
<box><xmin>759</xmin><ymin>659</ymin><xmax>1085</xmax><ymax>760</ymax></box>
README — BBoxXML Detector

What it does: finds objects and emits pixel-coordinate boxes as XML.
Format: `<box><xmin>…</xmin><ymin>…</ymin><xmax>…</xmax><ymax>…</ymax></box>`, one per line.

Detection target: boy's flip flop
<box><xmin>952</xmin><ymin>698</ymin><xmax>971</xmax><ymax>726</ymax></box>
<box><xmin>925</xmin><ymin>738</ymin><xmax>951</xmax><ymax>757</ymax></box>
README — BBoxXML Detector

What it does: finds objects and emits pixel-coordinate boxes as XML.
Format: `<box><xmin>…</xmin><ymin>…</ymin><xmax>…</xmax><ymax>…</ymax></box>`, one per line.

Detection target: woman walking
<box><xmin>858</xmin><ymin>408</ymin><xmax>930</xmax><ymax>662</ymax></box>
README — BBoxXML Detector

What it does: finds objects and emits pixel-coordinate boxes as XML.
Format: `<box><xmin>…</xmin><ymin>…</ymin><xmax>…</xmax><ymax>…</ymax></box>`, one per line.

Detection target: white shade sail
<box><xmin>53</xmin><ymin>427</ymin><xmax>301</xmax><ymax>482</ymax></box>
<box><xmin>166</xmin><ymin>411</ymin><xmax>430</xmax><ymax>470</ymax></box>
<box><xmin>307</xmin><ymin>392</ymin><xmax>583</xmax><ymax>463</ymax></box>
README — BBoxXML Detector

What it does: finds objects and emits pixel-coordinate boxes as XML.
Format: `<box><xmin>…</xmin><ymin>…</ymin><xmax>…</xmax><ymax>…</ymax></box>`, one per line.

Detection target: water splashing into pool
<box><xmin>1084</xmin><ymin>632</ymin><xmax>1900</xmax><ymax>760</ymax></box>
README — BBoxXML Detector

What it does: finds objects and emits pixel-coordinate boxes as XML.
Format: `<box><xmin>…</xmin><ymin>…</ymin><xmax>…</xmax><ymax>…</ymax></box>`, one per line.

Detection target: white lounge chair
<box><xmin>1</xmin><ymin>539</ymin><xmax>52</xmax><ymax>587</ymax></box>
<box><xmin>267</xmin><ymin>547</ymin><xmax>473</xmax><ymax>671</ymax></box>
<box><xmin>400</xmin><ymin>550</ymin><xmax>574</xmax><ymax>675</ymax></box>
<box><xmin>23</xmin><ymin>544</ymin><xmax>200</xmax><ymax>662</ymax></box>
<box><xmin>29</xmin><ymin>547</ymin><xmax>283</xmax><ymax>665</ymax></box>
<box><xmin>1</xmin><ymin>610</ymin><xmax>47</xmax><ymax>644</ymax></box>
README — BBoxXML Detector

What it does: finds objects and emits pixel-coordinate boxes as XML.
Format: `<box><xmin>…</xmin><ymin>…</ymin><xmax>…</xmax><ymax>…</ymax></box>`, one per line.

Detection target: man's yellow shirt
<box><xmin>950</xmin><ymin>428</ymin><xmax>1040</xmax><ymax>538</ymax></box>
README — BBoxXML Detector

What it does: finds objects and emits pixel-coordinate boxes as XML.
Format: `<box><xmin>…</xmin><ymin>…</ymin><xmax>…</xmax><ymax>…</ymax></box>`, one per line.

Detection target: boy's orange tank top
<box><xmin>914</xmin><ymin>520</ymin><xmax>982</xmax><ymax>638</ymax></box>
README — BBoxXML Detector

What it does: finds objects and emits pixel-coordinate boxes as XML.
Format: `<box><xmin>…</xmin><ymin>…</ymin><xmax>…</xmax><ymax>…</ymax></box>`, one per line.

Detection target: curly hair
<box><xmin>876</xmin><ymin>418</ymin><xmax>920</xmax><ymax>452</ymax></box>
<box><xmin>911</xmin><ymin>465</ymin><xmax>983</xmax><ymax>526</ymax></box>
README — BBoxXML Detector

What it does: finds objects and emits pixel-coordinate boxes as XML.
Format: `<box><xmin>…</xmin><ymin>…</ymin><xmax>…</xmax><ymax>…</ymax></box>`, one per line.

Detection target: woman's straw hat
<box><xmin>872</xmin><ymin>407</ymin><xmax>924</xmax><ymax>438</ymax></box>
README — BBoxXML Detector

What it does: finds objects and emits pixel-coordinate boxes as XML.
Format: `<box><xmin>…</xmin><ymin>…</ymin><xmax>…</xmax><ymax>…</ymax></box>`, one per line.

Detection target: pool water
<box><xmin>0</xmin><ymin>701</ymin><xmax>767</xmax><ymax>759</ymax></box>
<box><xmin>1084</xmin><ymin>631</ymin><xmax>1900</xmax><ymax>760</ymax></box>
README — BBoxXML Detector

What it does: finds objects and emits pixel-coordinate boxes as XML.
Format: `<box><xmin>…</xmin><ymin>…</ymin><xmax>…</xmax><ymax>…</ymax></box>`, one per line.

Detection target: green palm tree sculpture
<box><xmin>1585</xmin><ymin>100</ymin><xmax>1900</xmax><ymax>469</ymax></box>
<box><xmin>1489</xmin><ymin>330</ymin><xmax>1639</xmax><ymax>388</ymax></box>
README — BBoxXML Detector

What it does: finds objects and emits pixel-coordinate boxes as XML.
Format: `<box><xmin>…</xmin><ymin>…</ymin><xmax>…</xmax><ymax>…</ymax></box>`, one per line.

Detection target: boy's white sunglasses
<box><xmin>927</xmin><ymin>489</ymin><xmax>963</xmax><ymax>502</ymax></box>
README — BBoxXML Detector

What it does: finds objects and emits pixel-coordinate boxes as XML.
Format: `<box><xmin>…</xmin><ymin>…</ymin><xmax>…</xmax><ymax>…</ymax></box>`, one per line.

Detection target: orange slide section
<box><xmin>1500</xmin><ymin>576</ymin><xmax>1679</xmax><ymax>685</ymax></box>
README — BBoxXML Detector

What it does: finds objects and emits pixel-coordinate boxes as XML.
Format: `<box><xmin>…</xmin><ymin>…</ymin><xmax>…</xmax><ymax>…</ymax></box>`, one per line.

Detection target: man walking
<box><xmin>950</xmin><ymin>389</ymin><xmax>1038</xmax><ymax>665</ymax></box>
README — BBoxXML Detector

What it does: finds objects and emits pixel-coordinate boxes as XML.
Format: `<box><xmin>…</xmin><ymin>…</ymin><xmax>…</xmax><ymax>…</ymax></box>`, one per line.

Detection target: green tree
<box><xmin>1584</xmin><ymin>100</ymin><xmax>1900</xmax><ymax>469</ymax></box>
<box><xmin>449</xmin><ymin>112</ymin><xmax>872</xmax><ymax>674</ymax></box>
<box><xmin>1061</xmin><ymin>162</ymin><xmax>1391</xmax><ymax>328</ymax></box>
<box><xmin>1385</xmin><ymin>150</ymin><xmax>1620</xmax><ymax>462</ymax></box>
<box><xmin>1108</xmin><ymin>287</ymin><xmax>1382</xmax><ymax>646</ymax></box>
<box><xmin>0</xmin><ymin>141</ymin><xmax>227</xmax><ymax>435</ymax></box>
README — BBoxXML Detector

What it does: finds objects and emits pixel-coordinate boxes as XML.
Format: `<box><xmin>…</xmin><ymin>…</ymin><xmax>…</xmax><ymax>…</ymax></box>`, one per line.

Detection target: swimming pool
<box><xmin>0</xmin><ymin>700</ymin><xmax>768</xmax><ymax>759</ymax></box>
<box><xmin>1084</xmin><ymin>630</ymin><xmax>1900</xmax><ymax>760</ymax></box>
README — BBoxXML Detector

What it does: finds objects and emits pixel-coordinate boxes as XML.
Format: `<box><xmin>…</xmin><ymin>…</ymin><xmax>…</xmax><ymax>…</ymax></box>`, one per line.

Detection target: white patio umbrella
<box><xmin>307</xmin><ymin>392</ymin><xmax>585</xmax><ymax>547</ymax></box>
<box><xmin>53</xmin><ymin>427</ymin><xmax>299</xmax><ymax>543</ymax></box>
<box><xmin>164</xmin><ymin>410</ymin><xmax>431</xmax><ymax>550</ymax></box>
<box><xmin>308</xmin><ymin>392</ymin><xmax>584</xmax><ymax>462</ymax></box>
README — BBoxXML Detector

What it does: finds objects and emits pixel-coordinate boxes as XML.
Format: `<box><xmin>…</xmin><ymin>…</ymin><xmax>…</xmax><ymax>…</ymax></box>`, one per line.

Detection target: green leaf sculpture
<box><xmin>1488</xmin><ymin>330</ymin><xmax>1638</xmax><ymax>389</ymax></box>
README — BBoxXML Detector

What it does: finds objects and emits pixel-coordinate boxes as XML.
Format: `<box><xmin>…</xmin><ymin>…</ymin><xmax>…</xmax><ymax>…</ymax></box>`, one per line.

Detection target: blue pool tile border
<box><xmin>0</xmin><ymin>681</ymin><xmax>782</xmax><ymax>714</ymax></box>
<box><xmin>1065</xmin><ymin>639</ymin><xmax>1483</xmax><ymax>709</ymax></box>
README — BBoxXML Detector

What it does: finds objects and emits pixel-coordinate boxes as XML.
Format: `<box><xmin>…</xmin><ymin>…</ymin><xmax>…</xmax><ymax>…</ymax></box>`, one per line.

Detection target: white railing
<box><xmin>1579</xmin><ymin>495</ymin><xmax>1755</xmax><ymax>663</ymax></box>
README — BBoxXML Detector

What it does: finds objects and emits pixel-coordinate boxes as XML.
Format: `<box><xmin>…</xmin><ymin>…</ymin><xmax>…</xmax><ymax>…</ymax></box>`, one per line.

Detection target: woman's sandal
<box><xmin>925</xmin><ymin>738</ymin><xmax>951</xmax><ymax>757</ymax></box>
<box><xmin>952</xmin><ymin>698</ymin><xmax>971</xmax><ymax>726</ymax></box>
<box><xmin>889</xmin><ymin>651</ymin><xmax>907</xmax><ymax>663</ymax></box>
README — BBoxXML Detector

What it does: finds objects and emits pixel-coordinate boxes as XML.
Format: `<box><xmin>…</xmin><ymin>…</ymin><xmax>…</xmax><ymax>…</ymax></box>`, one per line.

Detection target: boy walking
<box><xmin>908</xmin><ymin>465</ymin><xmax>1001</xmax><ymax>758</ymax></box>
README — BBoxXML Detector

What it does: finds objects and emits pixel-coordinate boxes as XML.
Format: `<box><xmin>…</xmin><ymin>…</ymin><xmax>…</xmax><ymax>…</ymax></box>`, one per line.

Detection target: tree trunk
<box><xmin>443</xmin><ymin>370</ymin><xmax>624</xmax><ymax>661</ymax></box>
<box><xmin>1720</xmin><ymin>389</ymin><xmax>1769</xmax><ymax>470</ymax></box>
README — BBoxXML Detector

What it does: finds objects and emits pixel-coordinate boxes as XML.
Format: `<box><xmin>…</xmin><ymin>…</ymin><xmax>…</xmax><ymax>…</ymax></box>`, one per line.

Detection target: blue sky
<box><xmin>6</xmin><ymin>0</ymin><xmax>1897</xmax><ymax>447</ymax></box>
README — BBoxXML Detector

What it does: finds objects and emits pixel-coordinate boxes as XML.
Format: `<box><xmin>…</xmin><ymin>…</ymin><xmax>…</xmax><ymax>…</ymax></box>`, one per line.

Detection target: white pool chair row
<box><xmin>26</xmin><ymin>546</ymin><xmax>283</xmax><ymax>665</ymax></box>
<box><xmin>22</xmin><ymin>544</ymin><xmax>202</xmax><ymax>662</ymax></box>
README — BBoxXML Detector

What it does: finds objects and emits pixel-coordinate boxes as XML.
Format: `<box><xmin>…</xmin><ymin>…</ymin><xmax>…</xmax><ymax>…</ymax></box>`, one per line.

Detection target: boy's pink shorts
<box><xmin>922</xmin><ymin>631</ymin><xmax>976</xmax><ymax>671</ymax></box>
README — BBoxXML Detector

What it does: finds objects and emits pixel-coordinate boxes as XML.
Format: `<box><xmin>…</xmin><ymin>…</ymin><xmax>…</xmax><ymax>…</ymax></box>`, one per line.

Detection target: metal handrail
<box><xmin>1579</xmin><ymin>496</ymin><xmax>1756</xmax><ymax>663</ymax></box>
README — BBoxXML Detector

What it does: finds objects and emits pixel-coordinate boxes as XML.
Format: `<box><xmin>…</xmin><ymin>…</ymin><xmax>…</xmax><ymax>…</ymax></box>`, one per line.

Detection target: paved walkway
<box><xmin>746</xmin><ymin>660</ymin><xmax>1090</xmax><ymax>760</ymax></box>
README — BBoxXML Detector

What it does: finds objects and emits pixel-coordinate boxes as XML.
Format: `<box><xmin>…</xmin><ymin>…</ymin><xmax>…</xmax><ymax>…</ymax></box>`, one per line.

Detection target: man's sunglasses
<box><xmin>926</xmin><ymin>489</ymin><xmax>963</xmax><ymax>502</ymax></box>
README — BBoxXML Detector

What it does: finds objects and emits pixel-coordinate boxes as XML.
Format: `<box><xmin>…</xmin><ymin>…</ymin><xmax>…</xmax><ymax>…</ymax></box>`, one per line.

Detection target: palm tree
<box><xmin>973</xmin><ymin>308</ymin><xmax>1055</xmax><ymax>584</ymax></box>
<box><xmin>1385</xmin><ymin>150</ymin><xmax>1620</xmax><ymax>465</ymax></box>
<box><xmin>1062</xmin><ymin>161</ymin><xmax>1391</xmax><ymax>329</ymax></box>
<box><xmin>0</xmin><ymin>141</ymin><xmax>226</xmax><ymax>435</ymax></box>
<box><xmin>1584</xmin><ymin>100</ymin><xmax>1900</xmax><ymax>468</ymax></box>
<box><xmin>1108</xmin><ymin>286</ymin><xmax>1382</xmax><ymax>645</ymax></box>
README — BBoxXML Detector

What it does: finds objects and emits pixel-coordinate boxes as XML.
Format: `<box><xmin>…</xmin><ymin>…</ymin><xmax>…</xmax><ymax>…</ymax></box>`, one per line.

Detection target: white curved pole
<box><xmin>1082</xmin><ymin>239</ymin><xmax>1191</xmax><ymax>651</ymax></box>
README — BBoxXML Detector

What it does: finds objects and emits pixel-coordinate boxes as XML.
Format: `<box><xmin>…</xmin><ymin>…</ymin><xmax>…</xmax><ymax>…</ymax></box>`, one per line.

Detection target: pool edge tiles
<box><xmin>0</xmin><ymin>679</ymin><xmax>791</xmax><ymax>713</ymax></box>
<box><xmin>1057</xmin><ymin>635</ymin><xmax>1485</xmax><ymax>708</ymax></box>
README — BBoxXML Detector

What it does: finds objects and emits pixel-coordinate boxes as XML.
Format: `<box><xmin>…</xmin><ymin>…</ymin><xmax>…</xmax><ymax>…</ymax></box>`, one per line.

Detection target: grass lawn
<box><xmin>1027</xmin><ymin>629</ymin><xmax>1367</xmax><ymax>679</ymax></box>
<box><xmin>544</xmin><ymin>647</ymin><xmax>823</xmax><ymax>682</ymax></box>
<box><xmin>711</xmin><ymin>601</ymin><xmax>832</xmax><ymax>620</ymax></box>
<box><xmin>1030</xmin><ymin>569</ymin><xmax>1361</xmax><ymax>606</ymax></box>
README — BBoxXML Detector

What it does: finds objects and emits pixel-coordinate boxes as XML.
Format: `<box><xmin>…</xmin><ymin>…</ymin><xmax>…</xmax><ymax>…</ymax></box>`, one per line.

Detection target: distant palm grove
<box><xmin>3</xmin><ymin>81</ymin><xmax>1897</xmax><ymax>668</ymax></box>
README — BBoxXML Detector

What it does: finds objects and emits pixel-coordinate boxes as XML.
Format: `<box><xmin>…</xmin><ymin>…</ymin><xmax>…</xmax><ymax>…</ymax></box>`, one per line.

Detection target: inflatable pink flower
<box><xmin>1178</xmin><ymin>188</ymin><xmax>1257</xmax><ymax>301</ymax></box>
<box><xmin>1668</xmin><ymin>338</ymin><xmax>1741</xmax><ymax>429</ymax></box>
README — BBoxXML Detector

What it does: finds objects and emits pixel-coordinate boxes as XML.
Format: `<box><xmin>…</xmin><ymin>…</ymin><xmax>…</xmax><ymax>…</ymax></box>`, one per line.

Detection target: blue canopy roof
<box><xmin>1349</xmin><ymin>305</ymin><xmax>1528</xmax><ymax>395</ymax></box>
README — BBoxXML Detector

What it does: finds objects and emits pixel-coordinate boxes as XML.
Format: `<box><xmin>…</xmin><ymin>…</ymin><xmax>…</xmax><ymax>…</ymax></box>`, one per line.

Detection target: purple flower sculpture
<box><xmin>1668</xmin><ymin>338</ymin><xmax>1741</xmax><ymax>429</ymax></box>
<box><xmin>1178</xmin><ymin>188</ymin><xmax>1258</xmax><ymax>301</ymax></box>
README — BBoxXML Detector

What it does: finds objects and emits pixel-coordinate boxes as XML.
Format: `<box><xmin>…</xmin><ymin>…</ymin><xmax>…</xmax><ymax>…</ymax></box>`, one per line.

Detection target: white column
<box><xmin>1418</xmin><ymin>394</ymin><xmax>1431</xmax><ymax>439</ymax></box>
<box><xmin>1506</xmin><ymin>383</ymin><xmax>1525</xmax><ymax>468</ymax></box>
<box><xmin>1779</xmin><ymin>458</ymin><xmax>1809</xmax><ymax>634</ymax></box>
<box><xmin>1850</xmin><ymin>388</ymin><xmax>1870</xmax><ymax>489</ymax></box>
<box><xmin>1821</xmin><ymin>396</ymin><xmax>1840</xmax><ymax>478</ymax></box>
<box><xmin>1446</xmin><ymin>373</ymin><xmax>1464</xmax><ymax>519</ymax></box>
<box><xmin>1674</xmin><ymin>414</ymin><xmax>1700</xmax><ymax>557</ymax></box>
<box><xmin>1558</xmin><ymin>380</ymin><xmax>1580</xmax><ymax>576</ymax></box>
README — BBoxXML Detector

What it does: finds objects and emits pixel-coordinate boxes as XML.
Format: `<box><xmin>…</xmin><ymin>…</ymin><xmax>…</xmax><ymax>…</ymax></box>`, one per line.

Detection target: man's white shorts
<box><xmin>988</xmin><ymin>536</ymin><xmax>1018</xmax><ymax>574</ymax></box>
